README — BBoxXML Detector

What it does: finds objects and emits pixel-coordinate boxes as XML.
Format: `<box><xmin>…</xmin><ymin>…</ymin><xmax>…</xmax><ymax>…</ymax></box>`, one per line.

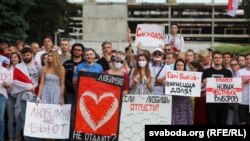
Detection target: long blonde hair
<box><xmin>47</xmin><ymin>50</ymin><xmax>62</xmax><ymax>77</ymax></box>
<box><xmin>133</xmin><ymin>53</ymin><xmax>151</xmax><ymax>81</ymax></box>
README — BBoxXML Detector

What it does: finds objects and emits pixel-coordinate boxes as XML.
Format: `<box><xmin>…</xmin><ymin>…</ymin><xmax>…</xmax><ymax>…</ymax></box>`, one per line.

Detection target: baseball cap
<box><xmin>153</xmin><ymin>47</ymin><xmax>164</xmax><ymax>54</ymax></box>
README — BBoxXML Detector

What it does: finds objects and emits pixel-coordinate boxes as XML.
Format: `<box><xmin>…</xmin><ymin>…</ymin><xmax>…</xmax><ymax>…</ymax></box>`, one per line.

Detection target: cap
<box><xmin>153</xmin><ymin>47</ymin><xmax>164</xmax><ymax>54</ymax></box>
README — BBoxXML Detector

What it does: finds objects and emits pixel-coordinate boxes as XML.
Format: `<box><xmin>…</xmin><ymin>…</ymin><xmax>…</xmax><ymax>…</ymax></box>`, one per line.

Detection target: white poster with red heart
<box><xmin>73</xmin><ymin>72</ymin><xmax>123</xmax><ymax>141</ymax></box>
<box><xmin>119</xmin><ymin>95</ymin><xmax>172</xmax><ymax>141</ymax></box>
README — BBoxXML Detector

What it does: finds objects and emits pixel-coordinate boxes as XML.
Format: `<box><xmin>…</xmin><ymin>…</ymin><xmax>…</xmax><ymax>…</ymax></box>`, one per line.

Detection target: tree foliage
<box><xmin>242</xmin><ymin>0</ymin><xmax>250</xmax><ymax>37</ymax></box>
<box><xmin>0</xmin><ymin>0</ymin><xmax>34</xmax><ymax>42</ymax></box>
<box><xmin>25</xmin><ymin>0</ymin><xmax>75</xmax><ymax>45</ymax></box>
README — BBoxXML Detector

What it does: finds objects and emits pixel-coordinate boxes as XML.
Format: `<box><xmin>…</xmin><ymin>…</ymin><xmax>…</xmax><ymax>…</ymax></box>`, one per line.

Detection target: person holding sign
<box><xmin>129</xmin><ymin>53</ymin><xmax>153</xmax><ymax>94</ymax></box>
<box><xmin>0</xmin><ymin>64</ymin><xmax>10</xmax><ymax>141</ymax></box>
<box><xmin>37</xmin><ymin>50</ymin><xmax>65</xmax><ymax>105</ymax></box>
<box><xmin>202</xmin><ymin>51</ymin><xmax>233</xmax><ymax>125</ymax></box>
<box><xmin>236</xmin><ymin>53</ymin><xmax>250</xmax><ymax>125</ymax></box>
<box><xmin>164</xmin><ymin>23</ymin><xmax>185</xmax><ymax>52</ymax></box>
<box><xmin>171</xmin><ymin>59</ymin><xmax>193</xmax><ymax>125</ymax></box>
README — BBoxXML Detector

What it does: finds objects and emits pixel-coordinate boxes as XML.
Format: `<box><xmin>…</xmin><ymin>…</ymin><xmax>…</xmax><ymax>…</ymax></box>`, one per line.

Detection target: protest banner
<box><xmin>0</xmin><ymin>69</ymin><xmax>12</xmax><ymax>83</ymax></box>
<box><xmin>24</xmin><ymin>102</ymin><xmax>71</xmax><ymax>139</ymax></box>
<box><xmin>135</xmin><ymin>24</ymin><xmax>165</xmax><ymax>47</ymax></box>
<box><xmin>119</xmin><ymin>95</ymin><xmax>172</xmax><ymax>141</ymax></box>
<box><xmin>73</xmin><ymin>72</ymin><xmax>123</xmax><ymax>141</ymax></box>
<box><xmin>206</xmin><ymin>78</ymin><xmax>242</xmax><ymax>103</ymax></box>
<box><xmin>165</xmin><ymin>70</ymin><xmax>202</xmax><ymax>97</ymax></box>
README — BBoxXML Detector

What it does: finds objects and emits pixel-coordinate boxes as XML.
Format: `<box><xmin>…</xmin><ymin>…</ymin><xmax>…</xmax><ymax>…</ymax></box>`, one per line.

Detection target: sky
<box><xmin>67</xmin><ymin>0</ymin><xmax>229</xmax><ymax>4</ymax></box>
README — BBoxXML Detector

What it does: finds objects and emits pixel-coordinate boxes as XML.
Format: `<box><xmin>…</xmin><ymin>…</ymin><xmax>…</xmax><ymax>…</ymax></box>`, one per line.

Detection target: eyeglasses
<box><xmin>230</xmin><ymin>64</ymin><xmax>238</xmax><ymax>66</ymax></box>
<box><xmin>153</xmin><ymin>52</ymin><xmax>163</xmax><ymax>56</ymax></box>
<box><xmin>114</xmin><ymin>60</ymin><xmax>124</xmax><ymax>64</ymax></box>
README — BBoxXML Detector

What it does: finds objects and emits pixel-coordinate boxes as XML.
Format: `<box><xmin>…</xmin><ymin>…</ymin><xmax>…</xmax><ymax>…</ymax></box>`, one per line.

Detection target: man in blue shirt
<box><xmin>73</xmin><ymin>48</ymin><xmax>103</xmax><ymax>81</ymax></box>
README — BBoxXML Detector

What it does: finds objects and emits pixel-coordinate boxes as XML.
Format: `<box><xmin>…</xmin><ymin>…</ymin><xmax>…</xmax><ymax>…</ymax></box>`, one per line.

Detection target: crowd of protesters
<box><xmin>0</xmin><ymin>24</ymin><xmax>249</xmax><ymax>141</ymax></box>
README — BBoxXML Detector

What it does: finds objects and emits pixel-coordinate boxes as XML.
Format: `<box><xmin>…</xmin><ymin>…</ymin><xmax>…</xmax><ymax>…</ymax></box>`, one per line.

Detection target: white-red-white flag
<box><xmin>227</xmin><ymin>0</ymin><xmax>238</xmax><ymax>17</ymax></box>
<box><xmin>11</xmin><ymin>63</ymin><xmax>34</xmax><ymax>94</ymax></box>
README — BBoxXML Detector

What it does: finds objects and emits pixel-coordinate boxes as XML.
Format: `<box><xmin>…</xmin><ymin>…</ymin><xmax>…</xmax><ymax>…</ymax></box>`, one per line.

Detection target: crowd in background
<box><xmin>0</xmin><ymin>23</ymin><xmax>249</xmax><ymax>141</ymax></box>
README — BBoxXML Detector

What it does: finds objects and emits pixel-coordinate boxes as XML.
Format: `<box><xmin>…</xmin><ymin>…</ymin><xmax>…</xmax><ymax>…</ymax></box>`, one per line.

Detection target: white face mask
<box><xmin>154</xmin><ymin>57</ymin><xmax>162</xmax><ymax>61</ymax></box>
<box><xmin>138</xmin><ymin>61</ymin><xmax>147</xmax><ymax>67</ymax></box>
<box><xmin>114</xmin><ymin>62</ymin><xmax>123</xmax><ymax>69</ymax></box>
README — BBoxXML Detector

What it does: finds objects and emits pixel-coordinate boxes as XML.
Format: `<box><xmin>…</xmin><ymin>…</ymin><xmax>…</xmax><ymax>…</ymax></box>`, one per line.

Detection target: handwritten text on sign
<box><xmin>165</xmin><ymin>71</ymin><xmax>202</xmax><ymax>97</ymax></box>
<box><xmin>206</xmin><ymin>78</ymin><xmax>242</xmax><ymax>103</ymax></box>
<box><xmin>24</xmin><ymin>102</ymin><xmax>71</xmax><ymax>139</ymax></box>
<box><xmin>119</xmin><ymin>95</ymin><xmax>172</xmax><ymax>141</ymax></box>
<box><xmin>0</xmin><ymin>69</ymin><xmax>12</xmax><ymax>83</ymax></box>
<box><xmin>135</xmin><ymin>24</ymin><xmax>165</xmax><ymax>47</ymax></box>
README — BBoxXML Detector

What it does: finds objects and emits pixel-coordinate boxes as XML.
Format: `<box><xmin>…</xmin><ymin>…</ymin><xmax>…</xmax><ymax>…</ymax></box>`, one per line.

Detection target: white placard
<box><xmin>135</xmin><ymin>24</ymin><xmax>165</xmax><ymax>47</ymax></box>
<box><xmin>165</xmin><ymin>70</ymin><xmax>202</xmax><ymax>97</ymax></box>
<box><xmin>0</xmin><ymin>69</ymin><xmax>12</xmax><ymax>83</ymax></box>
<box><xmin>206</xmin><ymin>78</ymin><xmax>242</xmax><ymax>103</ymax></box>
<box><xmin>24</xmin><ymin>102</ymin><xmax>71</xmax><ymax>139</ymax></box>
<box><xmin>119</xmin><ymin>95</ymin><xmax>172</xmax><ymax>141</ymax></box>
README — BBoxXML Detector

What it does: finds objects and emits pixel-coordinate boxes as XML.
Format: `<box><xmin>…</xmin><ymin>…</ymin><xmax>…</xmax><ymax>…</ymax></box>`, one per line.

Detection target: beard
<box><xmin>23</xmin><ymin>58</ymin><xmax>32</xmax><ymax>63</ymax></box>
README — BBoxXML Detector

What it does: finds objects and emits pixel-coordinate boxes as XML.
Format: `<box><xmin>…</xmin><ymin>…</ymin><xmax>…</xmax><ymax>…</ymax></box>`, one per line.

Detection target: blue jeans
<box><xmin>0</xmin><ymin>94</ymin><xmax>7</xmax><ymax>141</ymax></box>
<box><xmin>15</xmin><ymin>93</ymin><xmax>41</xmax><ymax>141</ymax></box>
<box><xmin>7</xmin><ymin>94</ymin><xmax>18</xmax><ymax>139</ymax></box>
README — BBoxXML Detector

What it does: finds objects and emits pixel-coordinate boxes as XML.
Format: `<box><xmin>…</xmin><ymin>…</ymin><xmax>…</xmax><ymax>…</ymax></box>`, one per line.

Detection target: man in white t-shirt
<box><xmin>150</xmin><ymin>47</ymin><xmax>170</xmax><ymax>95</ymax></box>
<box><xmin>34</xmin><ymin>36</ymin><xmax>54</xmax><ymax>66</ymax></box>
<box><xmin>236</xmin><ymin>53</ymin><xmax>250</xmax><ymax>125</ymax></box>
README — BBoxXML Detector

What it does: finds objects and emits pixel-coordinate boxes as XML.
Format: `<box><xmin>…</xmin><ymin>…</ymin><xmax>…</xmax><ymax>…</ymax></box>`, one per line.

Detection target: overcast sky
<box><xmin>68</xmin><ymin>0</ymin><xmax>229</xmax><ymax>4</ymax></box>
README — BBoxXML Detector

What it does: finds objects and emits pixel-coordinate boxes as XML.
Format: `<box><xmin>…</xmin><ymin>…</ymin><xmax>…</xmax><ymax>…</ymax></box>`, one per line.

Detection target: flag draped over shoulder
<box><xmin>11</xmin><ymin>63</ymin><xmax>34</xmax><ymax>94</ymax></box>
<box><xmin>227</xmin><ymin>0</ymin><xmax>238</xmax><ymax>17</ymax></box>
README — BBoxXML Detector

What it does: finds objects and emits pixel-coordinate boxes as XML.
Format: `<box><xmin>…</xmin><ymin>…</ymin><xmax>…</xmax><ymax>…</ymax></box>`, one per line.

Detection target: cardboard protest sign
<box><xmin>165</xmin><ymin>70</ymin><xmax>202</xmax><ymax>97</ymax></box>
<box><xmin>0</xmin><ymin>69</ymin><xmax>12</xmax><ymax>83</ymax></box>
<box><xmin>119</xmin><ymin>95</ymin><xmax>172</xmax><ymax>141</ymax></box>
<box><xmin>206</xmin><ymin>78</ymin><xmax>242</xmax><ymax>103</ymax></box>
<box><xmin>73</xmin><ymin>72</ymin><xmax>123</xmax><ymax>141</ymax></box>
<box><xmin>135</xmin><ymin>24</ymin><xmax>165</xmax><ymax>47</ymax></box>
<box><xmin>24</xmin><ymin>102</ymin><xmax>71</xmax><ymax>139</ymax></box>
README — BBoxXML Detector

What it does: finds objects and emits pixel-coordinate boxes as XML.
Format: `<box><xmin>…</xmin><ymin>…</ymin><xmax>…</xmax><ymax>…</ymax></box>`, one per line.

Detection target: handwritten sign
<box><xmin>73</xmin><ymin>72</ymin><xmax>122</xmax><ymax>141</ymax></box>
<box><xmin>135</xmin><ymin>24</ymin><xmax>165</xmax><ymax>47</ymax></box>
<box><xmin>206</xmin><ymin>78</ymin><xmax>242</xmax><ymax>103</ymax></box>
<box><xmin>0</xmin><ymin>69</ymin><xmax>12</xmax><ymax>83</ymax></box>
<box><xmin>165</xmin><ymin>71</ymin><xmax>202</xmax><ymax>97</ymax></box>
<box><xmin>24</xmin><ymin>102</ymin><xmax>71</xmax><ymax>139</ymax></box>
<box><xmin>119</xmin><ymin>95</ymin><xmax>172</xmax><ymax>141</ymax></box>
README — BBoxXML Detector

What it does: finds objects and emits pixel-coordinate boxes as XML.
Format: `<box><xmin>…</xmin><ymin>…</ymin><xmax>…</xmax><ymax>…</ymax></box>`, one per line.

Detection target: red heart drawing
<box><xmin>79</xmin><ymin>91</ymin><xmax>118</xmax><ymax>132</ymax></box>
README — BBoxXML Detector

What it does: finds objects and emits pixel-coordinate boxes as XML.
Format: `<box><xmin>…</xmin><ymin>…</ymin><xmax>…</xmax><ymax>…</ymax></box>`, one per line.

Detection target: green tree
<box><xmin>242</xmin><ymin>0</ymin><xmax>250</xmax><ymax>40</ymax></box>
<box><xmin>0</xmin><ymin>0</ymin><xmax>34</xmax><ymax>42</ymax></box>
<box><xmin>25</xmin><ymin>0</ymin><xmax>75</xmax><ymax>45</ymax></box>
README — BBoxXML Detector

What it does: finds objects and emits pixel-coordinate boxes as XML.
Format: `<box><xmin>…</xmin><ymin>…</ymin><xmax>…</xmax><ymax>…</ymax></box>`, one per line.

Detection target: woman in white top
<box><xmin>165</xmin><ymin>23</ymin><xmax>185</xmax><ymax>52</ymax></box>
<box><xmin>129</xmin><ymin>53</ymin><xmax>153</xmax><ymax>94</ymax></box>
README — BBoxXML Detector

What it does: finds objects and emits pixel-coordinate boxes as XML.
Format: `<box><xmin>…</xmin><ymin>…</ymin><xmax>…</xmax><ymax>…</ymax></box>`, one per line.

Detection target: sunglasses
<box><xmin>113</xmin><ymin>60</ymin><xmax>124</xmax><ymax>64</ymax></box>
<box><xmin>164</xmin><ymin>49</ymin><xmax>172</xmax><ymax>51</ymax></box>
<box><xmin>153</xmin><ymin>52</ymin><xmax>163</xmax><ymax>56</ymax></box>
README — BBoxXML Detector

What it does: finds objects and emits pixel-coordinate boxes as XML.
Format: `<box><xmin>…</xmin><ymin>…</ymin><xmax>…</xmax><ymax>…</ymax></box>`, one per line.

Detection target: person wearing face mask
<box><xmin>105</xmin><ymin>54</ymin><xmax>129</xmax><ymax>95</ymax></box>
<box><xmin>129</xmin><ymin>53</ymin><xmax>153</xmax><ymax>94</ymax></box>
<box><xmin>150</xmin><ymin>48</ymin><xmax>170</xmax><ymax>95</ymax></box>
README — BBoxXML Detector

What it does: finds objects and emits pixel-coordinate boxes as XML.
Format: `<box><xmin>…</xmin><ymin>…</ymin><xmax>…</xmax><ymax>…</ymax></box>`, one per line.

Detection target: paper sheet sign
<box><xmin>165</xmin><ymin>70</ymin><xmax>202</xmax><ymax>97</ymax></box>
<box><xmin>24</xmin><ymin>102</ymin><xmax>71</xmax><ymax>139</ymax></box>
<box><xmin>135</xmin><ymin>24</ymin><xmax>165</xmax><ymax>47</ymax></box>
<box><xmin>206</xmin><ymin>78</ymin><xmax>242</xmax><ymax>103</ymax></box>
